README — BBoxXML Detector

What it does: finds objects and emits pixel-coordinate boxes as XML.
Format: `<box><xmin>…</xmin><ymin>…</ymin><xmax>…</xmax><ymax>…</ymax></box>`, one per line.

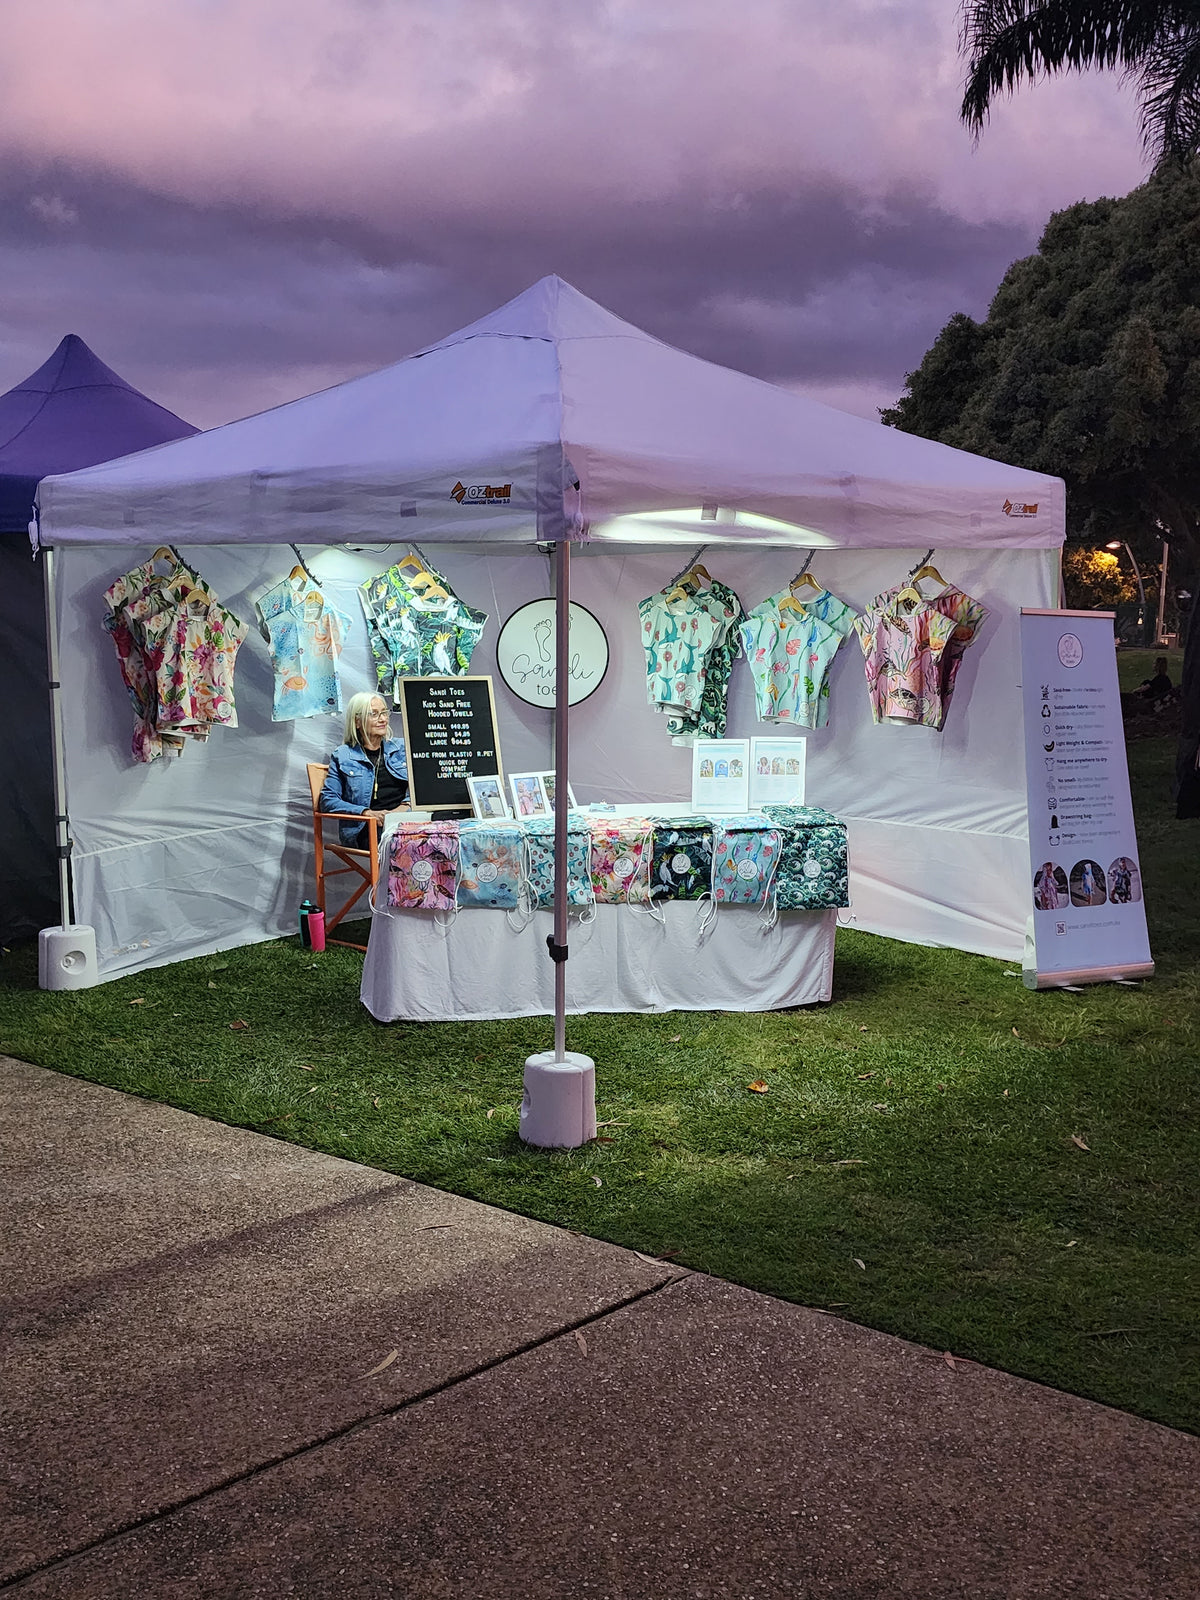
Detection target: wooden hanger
<box><xmin>666</xmin><ymin>563</ymin><xmax>713</xmax><ymax>603</ymax></box>
<box><xmin>408</xmin><ymin>571</ymin><xmax>450</xmax><ymax>602</ymax></box>
<box><xmin>912</xmin><ymin>562</ymin><xmax>948</xmax><ymax>590</ymax></box>
<box><xmin>776</xmin><ymin>595</ymin><xmax>807</xmax><ymax>615</ymax></box>
<box><xmin>790</xmin><ymin>571</ymin><xmax>822</xmax><ymax>595</ymax></box>
<box><xmin>288</xmin><ymin>564</ymin><xmax>309</xmax><ymax>584</ymax></box>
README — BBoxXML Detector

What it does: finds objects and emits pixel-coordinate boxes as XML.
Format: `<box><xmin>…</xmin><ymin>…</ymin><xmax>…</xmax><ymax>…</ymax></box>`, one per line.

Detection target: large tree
<box><xmin>882</xmin><ymin>163</ymin><xmax>1200</xmax><ymax>804</ymax></box>
<box><xmin>960</xmin><ymin>1</ymin><xmax>1200</xmax><ymax>164</ymax></box>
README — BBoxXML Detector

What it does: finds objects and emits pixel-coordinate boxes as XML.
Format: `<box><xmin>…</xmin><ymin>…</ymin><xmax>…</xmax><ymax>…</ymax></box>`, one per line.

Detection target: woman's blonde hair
<box><xmin>344</xmin><ymin>692</ymin><xmax>390</xmax><ymax>747</ymax></box>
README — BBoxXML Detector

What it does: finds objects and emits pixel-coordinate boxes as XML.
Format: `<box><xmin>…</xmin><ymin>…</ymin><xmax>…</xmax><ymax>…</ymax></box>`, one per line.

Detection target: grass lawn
<box><xmin>2</xmin><ymin>729</ymin><xmax>1197</xmax><ymax>1434</ymax></box>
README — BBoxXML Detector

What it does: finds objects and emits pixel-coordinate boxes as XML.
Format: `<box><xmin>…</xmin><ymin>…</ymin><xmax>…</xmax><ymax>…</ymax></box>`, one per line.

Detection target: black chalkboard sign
<box><xmin>396</xmin><ymin>675</ymin><xmax>503</xmax><ymax>811</ymax></box>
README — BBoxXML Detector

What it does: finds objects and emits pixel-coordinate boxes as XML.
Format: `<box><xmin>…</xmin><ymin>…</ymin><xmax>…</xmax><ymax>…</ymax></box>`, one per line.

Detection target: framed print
<box><xmin>509</xmin><ymin>772</ymin><xmax>551</xmax><ymax>819</ymax></box>
<box><xmin>749</xmin><ymin>737</ymin><xmax>807</xmax><ymax>807</ymax></box>
<box><xmin>467</xmin><ymin>774</ymin><xmax>511</xmax><ymax>820</ymax></box>
<box><xmin>690</xmin><ymin>738</ymin><xmax>750</xmax><ymax>813</ymax></box>
<box><xmin>540</xmin><ymin>772</ymin><xmax>578</xmax><ymax>813</ymax></box>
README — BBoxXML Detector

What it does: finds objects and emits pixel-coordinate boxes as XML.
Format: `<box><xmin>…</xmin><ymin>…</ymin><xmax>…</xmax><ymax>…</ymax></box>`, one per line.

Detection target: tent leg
<box><xmin>519</xmin><ymin>537</ymin><xmax>596</xmax><ymax>1148</ymax></box>
<box><xmin>38</xmin><ymin>541</ymin><xmax>98</xmax><ymax>990</ymax></box>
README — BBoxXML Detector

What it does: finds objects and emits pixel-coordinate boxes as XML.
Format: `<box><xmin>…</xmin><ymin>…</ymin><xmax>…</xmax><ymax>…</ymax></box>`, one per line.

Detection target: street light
<box><xmin>1106</xmin><ymin>540</ymin><xmax>1149</xmax><ymax>644</ymax></box>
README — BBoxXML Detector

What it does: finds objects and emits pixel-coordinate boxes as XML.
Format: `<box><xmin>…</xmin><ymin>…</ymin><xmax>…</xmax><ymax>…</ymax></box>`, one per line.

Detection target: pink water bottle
<box><xmin>308</xmin><ymin>909</ymin><xmax>326</xmax><ymax>952</ymax></box>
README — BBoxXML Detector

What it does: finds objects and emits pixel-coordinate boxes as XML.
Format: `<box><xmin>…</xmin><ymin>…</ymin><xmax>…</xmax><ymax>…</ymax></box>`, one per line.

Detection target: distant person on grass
<box><xmin>1140</xmin><ymin>658</ymin><xmax>1175</xmax><ymax>706</ymax></box>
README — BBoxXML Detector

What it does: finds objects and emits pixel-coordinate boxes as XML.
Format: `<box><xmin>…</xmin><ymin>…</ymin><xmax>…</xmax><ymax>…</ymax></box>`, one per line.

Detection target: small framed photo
<box><xmin>467</xmin><ymin>774</ymin><xmax>511</xmax><ymax>820</ymax></box>
<box><xmin>509</xmin><ymin>772</ymin><xmax>551</xmax><ymax>819</ymax></box>
<box><xmin>540</xmin><ymin>772</ymin><xmax>577</xmax><ymax>813</ymax></box>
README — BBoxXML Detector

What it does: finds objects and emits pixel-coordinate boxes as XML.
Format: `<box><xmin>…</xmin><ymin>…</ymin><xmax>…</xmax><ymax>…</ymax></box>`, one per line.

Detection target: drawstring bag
<box><xmin>384</xmin><ymin>822</ymin><xmax>460</xmax><ymax>912</ymax></box>
<box><xmin>648</xmin><ymin>815</ymin><xmax>713</xmax><ymax>902</ymax></box>
<box><xmin>456</xmin><ymin>820</ymin><xmax>526</xmax><ymax>910</ymax></box>
<box><xmin>588</xmin><ymin>817</ymin><xmax>656</xmax><ymax>905</ymax></box>
<box><xmin>763</xmin><ymin>805</ymin><xmax>850</xmax><ymax>911</ymax></box>
<box><xmin>524</xmin><ymin>817</ymin><xmax>595</xmax><ymax>913</ymax></box>
<box><xmin>709</xmin><ymin>815</ymin><xmax>781</xmax><ymax>908</ymax></box>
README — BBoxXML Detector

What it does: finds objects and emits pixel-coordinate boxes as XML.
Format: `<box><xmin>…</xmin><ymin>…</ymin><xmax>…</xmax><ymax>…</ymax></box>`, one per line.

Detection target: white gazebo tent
<box><xmin>35</xmin><ymin>275</ymin><xmax>1064</xmax><ymax>1006</ymax></box>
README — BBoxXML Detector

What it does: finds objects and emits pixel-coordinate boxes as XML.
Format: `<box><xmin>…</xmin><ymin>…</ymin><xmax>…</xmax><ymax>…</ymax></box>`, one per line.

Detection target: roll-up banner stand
<box><xmin>1020</xmin><ymin>609</ymin><xmax>1153</xmax><ymax>989</ymax></box>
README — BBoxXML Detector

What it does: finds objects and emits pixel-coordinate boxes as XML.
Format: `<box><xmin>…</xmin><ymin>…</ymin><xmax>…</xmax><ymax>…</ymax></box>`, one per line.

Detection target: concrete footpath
<box><xmin>1</xmin><ymin>1055</ymin><xmax>1196</xmax><ymax>1599</ymax></box>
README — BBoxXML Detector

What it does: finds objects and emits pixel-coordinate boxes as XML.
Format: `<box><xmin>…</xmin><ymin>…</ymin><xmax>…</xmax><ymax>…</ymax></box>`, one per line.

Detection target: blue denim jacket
<box><xmin>319</xmin><ymin>739</ymin><xmax>409</xmax><ymax>846</ymax></box>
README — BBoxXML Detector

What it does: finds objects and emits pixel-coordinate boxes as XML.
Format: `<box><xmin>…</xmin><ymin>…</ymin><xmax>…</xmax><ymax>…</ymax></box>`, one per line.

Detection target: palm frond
<box><xmin>960</xmin><ymin>1</ymin><xmax>1195</xmax><ymax>132</ymax></box>
<box><xmin>1135</xmin><ymin>20</ymin><xmax>1200</xmax><ymax>160</ymax></box>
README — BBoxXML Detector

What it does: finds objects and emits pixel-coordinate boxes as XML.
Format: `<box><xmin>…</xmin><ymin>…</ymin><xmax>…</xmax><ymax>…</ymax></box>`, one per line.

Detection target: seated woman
<box><xmin>320</xmin><ymin>693</ymin><xmax>409</xmax><ymax>846</ymax></box>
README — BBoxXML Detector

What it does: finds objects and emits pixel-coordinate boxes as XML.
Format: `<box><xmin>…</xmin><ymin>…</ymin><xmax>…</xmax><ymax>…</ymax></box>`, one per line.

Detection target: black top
<box><xmin>1142</xmin><ymin>672</ymin><xmax>1173</xmax><ymax>699</ymax></box>
<box><xmin>365</xmin><ymin>745</ymin><xmax>409</xmax><ymax>810</ymax></box>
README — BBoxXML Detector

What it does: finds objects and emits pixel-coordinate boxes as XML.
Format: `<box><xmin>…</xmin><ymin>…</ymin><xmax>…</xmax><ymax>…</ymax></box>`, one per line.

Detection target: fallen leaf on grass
<box><xmin>592</xmin><ymin>1176</ymin><xmax>602</xmax><ymax>1187</ymax></box>
<box><xmin>748</xmin><ymin>1080</ymin><xmax>769</xmax><ymax>1094</ymax></box>
<box><xmin>486</xmin><ymin>1108</ymin><xmax>495</xmax><ymax>1119</ymax></box>
<box><xmin>832</xmin><ymin>1159</ymin><xmax>864</xmax><ymax>1167</ymax></box>
<box><xmin>858</xmin><ymin>1025</ymin><xmax>869</xmax><ymax>1032</ymax></box>
<box><xmin>668</xmin><ymin>1034</ymin><xmax>681</xmax><ymax>1043</ymax></box>
<box><xmin>298</xmin><ymin>1064</ymin><xmax>314</xmax><ymax>1072</ymax></box>
<box><xmin>596</xmin><ymin>1120</ymin><xmax>627</xmax><ymax>1128</ymax></box>
<box><xmin>372</xmin><ymin>1096</ymin><xmax>381</xmax><ymax>1109</ymax></box>
<box><xmin>1066</xmin><ymin>1240</ymin><xmax>1078</xmax><ymax>1247</ymax></box>
<box><xmin>228</xmin><ymin>1019</ymin><xmax>250</xmax><ymax>1031</ymax></box>
<box><xmin>593</xmin><ymin>1136</ymin><xmax>616</xmax><ymax>1144</ymax></box>
<box><xmin>419</xmin><ymin>1223</ymin><xmax>453</xmax><ymax>1231</ymax></box>
<box><xmin>1003</xmin><ymin>1089</ymin><xmax>1009</xmax><ymax>1097</ymax></box>
<box><xmin>632</xmin><ymin>1250</ymin><xmax>663</xmax><ymax>1265</ymax></box>
<box><xmin>306</xmin><ymin>1086</ymin><xmax>320</xmax><ymax>1094</ymax></box>
<box><xmin>856</xmin><ymin>1072</ymin><xmax>876</xmax><ymax>1080</ymax></box>
<box><xmin>129</xmin><ymin>997</ymin><xmax>145</xmax><ymax>1006</ymax></box>
<box><xmin>853</xmin><ymin>1257</ymin><xmax>866</xmax><ymax>1270</ymax></box>
<box><xmin>362</xmin><ymin>1349</ymin><xmax>400</xmax><ymax>1377</ymax></box>
<box><xmin>1012</xmin><ymin>1027</ymin><xmax>1020</xmax><ymax>1037</ymax></box>
<box><xmin>574</xmin><ymin>1330</ymin><xmax>589</xmax><ymax>1357</ymax></box>
<box><xmin>943</xmin><ymin>1351</ymin><xmax>958</xmax><ymax>1371</ymax></box>
<box><xmin>1070</xmin><ymin>1134</ymin><xmax>1091</xmax><ymax>1151</ymax></box>
<box><xmin>207</xmin><ymin>981</ymin><xmax>218</xmax><ymax>989</ymax></box>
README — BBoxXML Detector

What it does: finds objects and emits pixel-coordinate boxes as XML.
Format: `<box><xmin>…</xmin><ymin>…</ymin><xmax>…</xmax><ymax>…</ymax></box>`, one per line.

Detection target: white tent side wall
<box><xmin>50</xmin><ymin>537</ymin><xmax>1054</xmax><ymax>979</ymax></box>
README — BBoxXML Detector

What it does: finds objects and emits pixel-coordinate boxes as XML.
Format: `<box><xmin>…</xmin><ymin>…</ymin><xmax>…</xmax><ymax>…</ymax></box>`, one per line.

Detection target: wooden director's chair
<box><xmin>306</xmin><ymin>763</ymin><xmax>381</xmax><ymax>952</ymax></box>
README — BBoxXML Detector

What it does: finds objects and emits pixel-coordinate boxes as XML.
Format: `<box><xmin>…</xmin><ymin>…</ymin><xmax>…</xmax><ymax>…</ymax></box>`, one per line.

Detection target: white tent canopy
<box><xmin>35</xmin><ymin>277</ymin><xmax>1065</xmax><ymax>982</ymax></box>
<box><xmin>39</xmin><ymin>275</ymin><xmax>1063</xmax><ymax>553</ymax></box>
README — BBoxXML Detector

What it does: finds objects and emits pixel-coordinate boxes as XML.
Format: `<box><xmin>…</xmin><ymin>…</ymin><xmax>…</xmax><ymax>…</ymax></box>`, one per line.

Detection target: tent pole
<box><xmin>41</xmin><ymin>544</ymin><xmax>74</xmax><ymax>925</ymax></box>
<box><xmin>552</xmin><ymin>537</ymin><xmax>570</xmax><ymax>1060</ymax></box>
<box><xmin>37</xmin><ymin>541</ymin><xmax>98</xmax><ymax>989</ymax></box>
<box><xmin>518</xmin><ymin>531</ymin><xmax>596</xmax><ymax>1147</ymax></box>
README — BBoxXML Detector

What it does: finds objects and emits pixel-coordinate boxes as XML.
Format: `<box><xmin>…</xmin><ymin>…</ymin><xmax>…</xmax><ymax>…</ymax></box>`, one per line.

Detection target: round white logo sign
<box><xmin>476</xmin><ymin>862</ymin><xmax>498</xmax><ymax>883</ymax></box>
<box><xmin>496</xmin><ymin>600</ymin><xmax>609</xmax><ymax>708</ymax></box>
<box><xmin>736</xmin><ymin>859</ymin><xmax>760</xmax><ymax>881</ymax></box>
<box><xmin>802</xmin><ymin>857</ymin><xmax>822</xmax><ymax>879</ymax></box>
<box><xmin>411</xmin><ymin>859</ymin><xmax>434</xmax><ymax>884</ymax></box>
<box><xmin>613</xmin><ymin>854</ymin><xmax>636</xmax><ymax>880</ymax></box>
<box><xmin>671</xmin><ymin>852</ymin><xmax>692</xmax><ymax>874</ymax></box>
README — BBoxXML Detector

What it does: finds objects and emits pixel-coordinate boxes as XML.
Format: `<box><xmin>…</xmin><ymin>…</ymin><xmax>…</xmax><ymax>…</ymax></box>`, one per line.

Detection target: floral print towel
<box><xmin>385</xmin><ymin>823</ymin><xmax>460</xmax><ymax>911</ymax></box>
<box><xmin>588</xmin><ymin>817</ymin><xmax>656</xmax><ymax>904</ymax></box>
<box><xmin>711</xmin><ymin>815</ymin><xmax>781</xmax><ymax>905</ymax></box>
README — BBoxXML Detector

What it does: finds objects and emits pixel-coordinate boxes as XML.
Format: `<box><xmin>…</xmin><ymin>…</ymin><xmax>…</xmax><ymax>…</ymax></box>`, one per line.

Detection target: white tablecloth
<box><xmin>360</xmin><ymin>902</ymin><xmax>837</xmax><ymax>1021</ymax></box>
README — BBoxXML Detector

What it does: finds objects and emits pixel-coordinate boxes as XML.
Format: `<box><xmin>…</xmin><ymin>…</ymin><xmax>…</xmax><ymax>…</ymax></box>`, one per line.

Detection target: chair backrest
<box><xmin>307</xmin><ymin>763</ymin><xmax>329</xmax><ymax>812</ymax></box>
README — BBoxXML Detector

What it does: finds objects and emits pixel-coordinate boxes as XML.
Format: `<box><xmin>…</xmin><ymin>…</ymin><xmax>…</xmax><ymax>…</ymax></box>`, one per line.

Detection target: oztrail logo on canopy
<box><xmin>1003</xmin><ymin>498</ymin><xmax>1039</xmax><ymax>517</ymax></box>
<box><xmin>451</xmin><ymin>481</ymin><xmax>512</xmax><ymax>505</ymax></box>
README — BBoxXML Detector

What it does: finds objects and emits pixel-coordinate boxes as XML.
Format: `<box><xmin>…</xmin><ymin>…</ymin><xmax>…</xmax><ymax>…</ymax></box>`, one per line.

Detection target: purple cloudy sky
<box><xmin>0</xmin><ymin>0</ymin><xmax>1148</xmax><ymax>430</ymax></box>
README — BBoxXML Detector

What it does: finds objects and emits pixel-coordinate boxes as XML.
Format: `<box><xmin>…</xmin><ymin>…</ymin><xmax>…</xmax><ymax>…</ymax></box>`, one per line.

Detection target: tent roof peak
<box><xmin>414</xmin><ymin>274</ymin><xmax>666</xmax><ymax>357</ymax></box>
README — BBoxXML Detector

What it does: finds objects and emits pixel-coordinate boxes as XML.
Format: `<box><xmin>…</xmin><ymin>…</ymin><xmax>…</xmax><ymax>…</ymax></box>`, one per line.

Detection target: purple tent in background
<box><xmin>1</xmin><ymin>335</ymin><xmax>198</xmax><ymax>941</ymax></box>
